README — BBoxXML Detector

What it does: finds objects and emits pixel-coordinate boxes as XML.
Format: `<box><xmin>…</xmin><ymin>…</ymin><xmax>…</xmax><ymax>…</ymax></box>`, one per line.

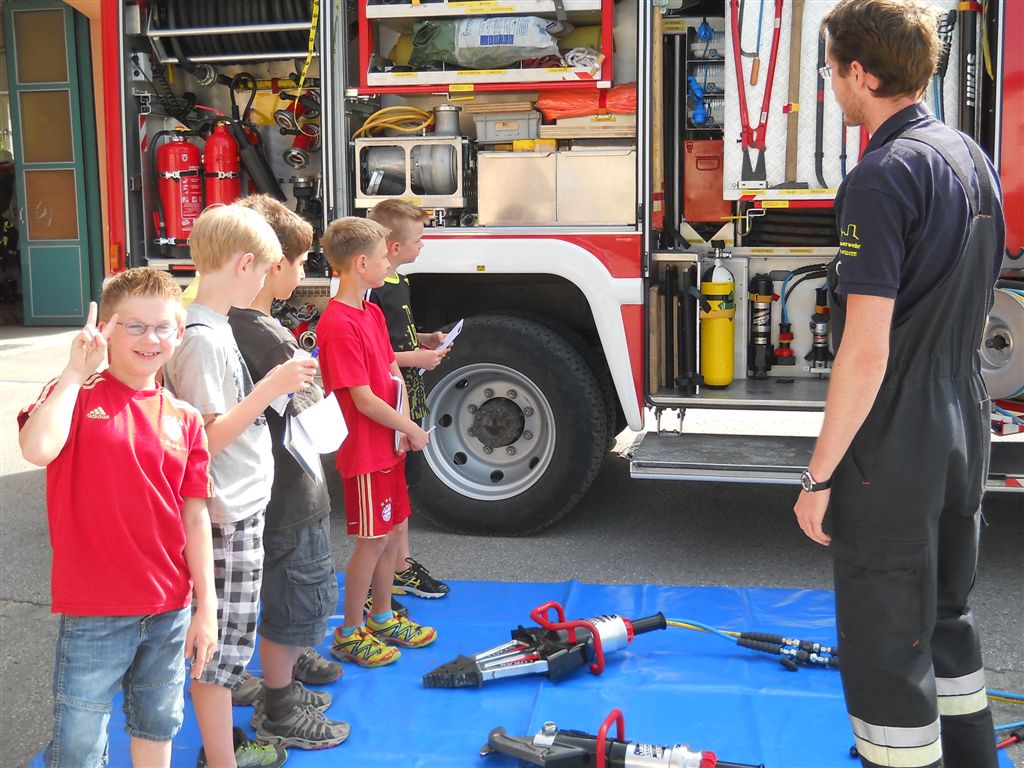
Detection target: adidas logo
<box><xmin>86</xmin><ymin>407</ymin><xmax>109</xmax><ymax>420</ymax></box>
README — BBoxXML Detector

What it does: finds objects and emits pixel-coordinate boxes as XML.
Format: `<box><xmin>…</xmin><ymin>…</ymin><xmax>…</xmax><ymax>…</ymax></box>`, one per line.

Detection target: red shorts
<box><xmin>343</xmin><ymin>462</ymin><xmax>411</xmax><ymax>538</ymax></box>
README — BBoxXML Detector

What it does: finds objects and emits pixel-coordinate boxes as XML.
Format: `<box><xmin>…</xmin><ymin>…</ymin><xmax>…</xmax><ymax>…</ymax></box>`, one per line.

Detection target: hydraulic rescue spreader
<box><xmin>423</xmin><ymin>601</ymin><xmax>667</xmax><ymax>688</ymax></box>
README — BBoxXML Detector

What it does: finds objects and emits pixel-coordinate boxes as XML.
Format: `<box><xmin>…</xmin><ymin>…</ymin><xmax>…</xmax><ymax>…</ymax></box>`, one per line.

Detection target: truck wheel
<box><xmin>414</xmin><ymin>314</ymin><xmax>608</xmax><ymax>535</ymax></box>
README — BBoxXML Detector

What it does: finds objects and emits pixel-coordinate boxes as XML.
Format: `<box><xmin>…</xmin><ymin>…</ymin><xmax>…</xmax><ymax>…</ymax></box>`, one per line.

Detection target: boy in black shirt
<box><xmin>366</xmin><ymin>200</ymin><xmax>450</xmax><ymax>600</ymax></box>
<box><xmin>228</xmin><ymin>195</ymin><xmax>349</xmax><ymax>751</ymax></box>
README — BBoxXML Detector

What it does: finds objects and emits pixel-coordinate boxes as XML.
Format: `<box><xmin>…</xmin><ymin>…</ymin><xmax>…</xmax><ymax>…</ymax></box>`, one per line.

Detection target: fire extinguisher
<box><xmin>153</xmin><ymin>131</ymin><xmax>203</xmax><ymax>247</ymax></box>
<box><xmin>699</xmin><ymin>241</ymin><xmax>736</xmax><ymax>387</ymax></box>
<box><xmin>203</xmin><ymin>122</ymin><xmax>241</xmax><ymax>207</ymax></box>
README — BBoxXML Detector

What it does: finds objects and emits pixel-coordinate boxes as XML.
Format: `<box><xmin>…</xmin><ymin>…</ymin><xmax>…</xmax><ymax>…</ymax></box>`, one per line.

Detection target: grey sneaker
<box><xmin>231</xmin><ymin>671</ymin><xmax>264</xmax><ymax>707</ymax></box>
<box><xmin>250</xmin><ymin>682</ymin><xmax>332</xmax><ymax>730</ymax></box>
<box><xmin>256</xmin><ymin>702</ymin><xmax>351</xmax><ymax>750</ymax></box>
<box><xmin>293</xmin><ymin>647</ymin><xmax>342</xmax><ymax>685</ymax></box>
<box><xmin>196</xmin><ymin>727</ymin><xmax>287</xmax><ymax>768</ymax></box>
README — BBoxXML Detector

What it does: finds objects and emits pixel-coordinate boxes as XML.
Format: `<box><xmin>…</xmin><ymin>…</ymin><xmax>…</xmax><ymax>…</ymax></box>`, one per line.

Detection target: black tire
<box><xmin>493</xmin><ymin>310</ymin><xmax>621</xmax><ymax>445</ymax></box>
<box><xmin>413</xmin><ymin>314</ymin><xmax>608</xmax><ymax>535</ymax></box>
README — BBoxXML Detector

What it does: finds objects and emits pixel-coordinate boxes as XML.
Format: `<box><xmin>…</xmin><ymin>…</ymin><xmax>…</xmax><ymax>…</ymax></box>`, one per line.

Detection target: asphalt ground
<box><xmin>1</xmin><ymin>325</ymin><xmax>1021</xmax><ymax>768</ymax></box>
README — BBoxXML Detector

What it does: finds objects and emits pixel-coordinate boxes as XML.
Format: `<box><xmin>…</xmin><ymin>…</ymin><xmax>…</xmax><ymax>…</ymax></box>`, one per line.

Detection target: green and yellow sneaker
<box><xmin>366</xmin><ymin>613</ymin><xmax>438</xmax><ymax>649</ymax></box>
<box><xmin>196</xmin><ymin>727</ymin><xmax>287</xmax><ymax>768</ymax></box>
<box><xmin>330</xmin><ymin>625</ymin><xmax>401</xmax><ymax>667</ymax></box>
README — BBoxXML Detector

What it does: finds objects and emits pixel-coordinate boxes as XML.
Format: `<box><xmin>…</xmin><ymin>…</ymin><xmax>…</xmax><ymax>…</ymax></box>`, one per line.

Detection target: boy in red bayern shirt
<box><xmin>317</xmin><ymin>217</ymin><xmax>437</xmax><ymax>667</ymax></box>
<box><xmin>18</xmin><ymin>269</ymin><xmax>217</xmax><ymax>768</ymax></box>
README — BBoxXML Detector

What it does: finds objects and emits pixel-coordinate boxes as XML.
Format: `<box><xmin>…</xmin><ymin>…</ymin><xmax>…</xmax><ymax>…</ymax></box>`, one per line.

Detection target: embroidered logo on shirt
<box><xmin>839</xmin><ymin>223</ymin><xmax>862</xmax><ymax>259</ymax></box>
<box><xmin>86</xmin><ymin>406</ymin><xmax>109</xmax><ymax>420</ymax></box>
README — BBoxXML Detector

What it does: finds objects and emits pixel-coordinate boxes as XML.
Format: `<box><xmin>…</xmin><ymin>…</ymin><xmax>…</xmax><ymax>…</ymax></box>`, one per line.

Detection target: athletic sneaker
<box><xmin>293</xmin><ymin>647</ymin><xmax>342</xmax><ymax>685</ymax></box>
<box><xmin>250</xmin><ymin>682</ymin><xmax>333</xmax><ymax>731</ymax></box>
<box><xmin>363</xmin><ymin>588</ymin><xmax>408</xmax><ymax>617</ymax></box>
<box><xmin>392</xmin><ymin>557</ymin><xmax>450</xmax><ymax>598</ymax></box>
<box><xmin>330</xmin><ymin>625</ymin><xmax>401</xmax><ymax>667</ymax></box>
<box><xmin>196</xmin><ymin>726</ymin><xmax>287</xmax><ymax>768</ymax></box>
<box><xmin>366</xmin><ymin>613</ymin><xmax>437</xmax><ymax>648</ymax></box>
<box><xmin>231</xmin><ymin>671</ymin><xmax>264</xmax><ymax>706</ymax></box>
<box><xmin>256</xmin><ymin>702</ymin><xmax>351</xmax><ymax>750</ymax></box>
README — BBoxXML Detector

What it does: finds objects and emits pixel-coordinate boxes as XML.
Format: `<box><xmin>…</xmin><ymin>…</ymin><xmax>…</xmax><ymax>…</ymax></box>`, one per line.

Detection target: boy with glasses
<box><xmin>18</xmin><ymin>269</ymin><xmax>216</xmax><ymax>768</ymax></box>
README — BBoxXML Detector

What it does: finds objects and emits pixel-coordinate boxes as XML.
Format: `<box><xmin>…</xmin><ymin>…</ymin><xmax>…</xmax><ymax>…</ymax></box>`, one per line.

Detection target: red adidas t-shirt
<box><xmin>318</xmin><ymin>298</ymin><xmax>404</xmax><ymax>478</ymax></box>
<box><xmin>18</xmin><ymin>371</ymin><xmax>212</xmax><ymax>616</ymax></box>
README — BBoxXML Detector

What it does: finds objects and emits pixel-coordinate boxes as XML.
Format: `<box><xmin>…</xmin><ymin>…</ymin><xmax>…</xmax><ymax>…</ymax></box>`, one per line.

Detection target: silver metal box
<box><xmin>477</xmin><ymin>151</ymin><xmax>556</xmax><ymax>225</ymax></box>
<box><xmin>556</xmin><ymin>149</ymin><xmax>637</xmax><ymax>225</ymax></box>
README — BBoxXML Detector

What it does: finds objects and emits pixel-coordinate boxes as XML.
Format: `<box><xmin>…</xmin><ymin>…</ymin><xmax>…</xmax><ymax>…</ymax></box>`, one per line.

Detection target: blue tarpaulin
<box><xmin>33</xmin><ymin>578</ymin><xmax>1012</xmax><ymax>767</ymax></box>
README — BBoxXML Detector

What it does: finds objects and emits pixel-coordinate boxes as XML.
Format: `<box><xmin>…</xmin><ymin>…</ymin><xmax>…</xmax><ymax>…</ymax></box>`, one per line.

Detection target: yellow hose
<box><xmin>352</xmin><ymin>106</ymin><xmax>435</xmax><ymax>139</ymax></box>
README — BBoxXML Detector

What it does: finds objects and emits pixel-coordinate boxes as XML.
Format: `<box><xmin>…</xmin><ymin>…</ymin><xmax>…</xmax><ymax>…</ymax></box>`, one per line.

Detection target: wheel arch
<box><xmin>407</xmin><ymin>235</ymin><xmax>644</xmax><ymax>431</ymax></box>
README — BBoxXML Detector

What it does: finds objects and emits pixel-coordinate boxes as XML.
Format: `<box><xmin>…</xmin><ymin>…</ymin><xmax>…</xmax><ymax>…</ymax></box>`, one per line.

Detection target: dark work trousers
<box><xmin>827</xmin><ymin>132</ymin><xmax>999</xmax><ymax>768</ymax></box>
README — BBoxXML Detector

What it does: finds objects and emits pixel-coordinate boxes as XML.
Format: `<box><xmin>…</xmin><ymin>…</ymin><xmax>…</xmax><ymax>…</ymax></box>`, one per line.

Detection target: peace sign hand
<box><xmin>66</xmin><ymin>302</ymin><xmax>117</xmax><ymax>383</ymax></box>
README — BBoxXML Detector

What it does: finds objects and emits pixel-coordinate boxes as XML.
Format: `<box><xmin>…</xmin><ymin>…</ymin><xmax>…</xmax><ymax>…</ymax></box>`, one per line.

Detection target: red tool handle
<box><xmin>595</xmin><ymin>709</ymin><xmax>625</xmax><ymax>768</ymax></box>
<box><xmin>530</xmin><ymin>601</ymin><xmax>608</xmax><ymax>675</ymax></box>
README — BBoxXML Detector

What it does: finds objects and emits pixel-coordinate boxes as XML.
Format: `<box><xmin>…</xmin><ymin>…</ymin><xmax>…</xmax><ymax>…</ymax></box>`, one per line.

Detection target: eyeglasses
<box><xmin>818</xmin><ymin>64</ymin><xmax>832</xmax><ymax>80</ymax></box>
<box><xmin>117</xmin><ymin>321</ymin><xmax>178</xmax><ymax>338</ymax></box>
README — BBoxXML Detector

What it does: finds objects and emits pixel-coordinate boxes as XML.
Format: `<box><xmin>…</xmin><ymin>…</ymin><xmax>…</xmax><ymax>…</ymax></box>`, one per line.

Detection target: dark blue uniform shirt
<box><xmin>834</xmin><ymin>103</ymin><xmax>1004</xmax><ymax>322</ymax></box>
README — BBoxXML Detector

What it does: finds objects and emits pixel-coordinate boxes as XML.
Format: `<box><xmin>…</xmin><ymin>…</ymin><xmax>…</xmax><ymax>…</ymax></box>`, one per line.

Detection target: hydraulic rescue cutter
<box><xmin>481</xmin><ymin>709</ymin><xmax>765</xmax><ymax>768</ymax></box>
<box><xmin>423</xmin><ymin>601</ymin><xmax>667</xmax><ymax>688</ymax></box>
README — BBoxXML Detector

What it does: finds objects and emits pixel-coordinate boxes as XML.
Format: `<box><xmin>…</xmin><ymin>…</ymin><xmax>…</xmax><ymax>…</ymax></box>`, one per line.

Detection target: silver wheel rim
<box><xmin>423</xmin><ymin>363</ymin><xmax>556</xmax><ymax>501</ymax></box>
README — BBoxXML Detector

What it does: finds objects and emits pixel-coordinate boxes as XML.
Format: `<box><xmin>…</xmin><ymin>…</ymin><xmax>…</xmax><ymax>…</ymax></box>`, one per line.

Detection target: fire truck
<box><xmin>97</xmin><ymin>0</ymin><xmax>1021</xmax><ymax>534</ymax></box>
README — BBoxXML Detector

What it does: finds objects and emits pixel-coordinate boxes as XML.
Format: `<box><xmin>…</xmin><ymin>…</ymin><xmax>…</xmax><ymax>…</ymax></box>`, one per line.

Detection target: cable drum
<box><xmin>980</xmin><ymin>288</ymin><xmax>1024</xmax><ymax>400</ymax></box>
<box><xmin>154</xmin><ymin>0</ymin><xmax>313</xmax><ymax>62</ymax></box>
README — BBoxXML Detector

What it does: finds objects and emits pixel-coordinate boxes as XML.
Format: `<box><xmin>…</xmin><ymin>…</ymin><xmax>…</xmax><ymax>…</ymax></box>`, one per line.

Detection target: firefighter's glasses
<box><xmin>118</xmin><ymin>322</ymin><xmax>179</xmax><ymax>338</ymax></box>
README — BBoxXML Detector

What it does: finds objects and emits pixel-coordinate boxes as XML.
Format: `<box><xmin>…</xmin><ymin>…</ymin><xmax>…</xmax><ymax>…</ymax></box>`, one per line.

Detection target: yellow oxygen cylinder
<box><xmin>700</xmin><ymin>257</ymin><xmax>736</xmax><ymax>387</ymax></box>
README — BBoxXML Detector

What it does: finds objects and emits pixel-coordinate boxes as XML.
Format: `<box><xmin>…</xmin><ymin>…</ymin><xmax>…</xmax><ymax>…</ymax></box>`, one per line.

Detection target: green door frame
<box><xmin>5</xmin><ymin>0</ymin><xmax>102</xmax><ymax>325</ymax></box>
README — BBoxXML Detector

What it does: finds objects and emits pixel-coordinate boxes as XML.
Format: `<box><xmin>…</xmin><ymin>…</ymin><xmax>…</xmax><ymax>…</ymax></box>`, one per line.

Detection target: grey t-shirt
<box><xmin>163</xmin><ymin>302</ymin><xmax>273</xmax><ymax>524</ymax></box>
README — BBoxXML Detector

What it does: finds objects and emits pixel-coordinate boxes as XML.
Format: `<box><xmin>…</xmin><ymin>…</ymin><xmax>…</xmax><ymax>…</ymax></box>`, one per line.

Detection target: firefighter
<box><xmin>793</xmin><ymin>2</ymin><xmax>1004</xmax><ymax>767</ymax></box>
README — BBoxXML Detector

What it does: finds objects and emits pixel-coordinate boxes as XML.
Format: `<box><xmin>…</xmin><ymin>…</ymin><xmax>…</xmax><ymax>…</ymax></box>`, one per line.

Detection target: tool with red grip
<box><xmin>422</xmin><ymin>601</ymin><xmax>666</xmax><ymax>688</ymax></box>
<box><xmin>481</xmin><ymin>709</ymin><xmax>764</xmax><ymax>768</ymax></box>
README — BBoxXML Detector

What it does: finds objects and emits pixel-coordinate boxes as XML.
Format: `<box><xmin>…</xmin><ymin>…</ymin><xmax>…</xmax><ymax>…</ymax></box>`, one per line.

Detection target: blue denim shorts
<box><xmin>258</xmin><ymin>515</ymin><xmax>338</xmax><ymax>647</ymax></box>
<box><xmin>44</xmin><ymin>608</ymin><xmax>190</xmax><ymax>768</ymax></box>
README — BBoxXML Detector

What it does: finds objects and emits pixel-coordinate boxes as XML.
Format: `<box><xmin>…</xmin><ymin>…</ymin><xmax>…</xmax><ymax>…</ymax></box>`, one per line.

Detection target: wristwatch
<box><xmin>800</xmin><ymin>469</ymin><xmax>832</xmax><ymax>493</ymax></box>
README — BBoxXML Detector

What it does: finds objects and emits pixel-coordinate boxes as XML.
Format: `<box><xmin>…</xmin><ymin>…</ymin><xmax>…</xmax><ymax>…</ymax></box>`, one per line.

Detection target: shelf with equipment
<box><xmin>356</xmin><ymin>0</ymin><xmax>614</xmax><ymax>94</ymax></box>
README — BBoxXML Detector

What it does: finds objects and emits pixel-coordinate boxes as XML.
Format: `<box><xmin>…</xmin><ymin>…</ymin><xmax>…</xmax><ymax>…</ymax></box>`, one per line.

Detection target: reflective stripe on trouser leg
<box><xmin>936</xmin><ymin>669</ymin><xmax>988</xmax><ymax>716</ymax></box>
<box><xmin>849</xmin><ymin>716</ymin><xmax>941</xmax><ymax>768</ymax></box>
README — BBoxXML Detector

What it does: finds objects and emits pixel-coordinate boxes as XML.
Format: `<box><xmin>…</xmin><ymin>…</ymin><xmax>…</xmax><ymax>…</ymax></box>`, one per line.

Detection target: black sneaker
<box><xmin>256</xmin><ymin>702</ymin><xmax>351</xmax><ymax>750</ymax></box>
<box><xmin>231</xmin><ymin>671</ymin><xmax>264</xmax><ymax>707</ymax></box>
<box><xmin>363</xmin><ymin>588</ymin><xmax>408</xmax><ymax>617</ymax></box>
<box><xmin>293</xmin><ymin>647</ymin><xmax>342</xmax><ymax>685</ymax></box>
<box><xmin>392</xmin><ymin>557</ymin><xmax>450</xmax><ymax>598</ymax></box>
<box><xmin>196</xmin><ymin>727</ymin><xmax>287</xmax><ymax>768</ymax></box>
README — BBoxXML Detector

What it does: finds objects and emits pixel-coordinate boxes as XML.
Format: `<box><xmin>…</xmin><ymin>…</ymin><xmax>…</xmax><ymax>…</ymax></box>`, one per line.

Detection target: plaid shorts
<box><xmin>196</xmin><ymin>510</ymin><xmax>265</xmax><ymax>688</ymax></box>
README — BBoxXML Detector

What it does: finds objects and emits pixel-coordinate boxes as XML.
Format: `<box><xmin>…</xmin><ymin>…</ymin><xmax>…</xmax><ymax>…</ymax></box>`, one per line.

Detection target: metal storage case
<box><xmin>556</xmin><ymin>149</ymin><xmax>637</xmax><ymax>225</ymax></box>
<box><xmin>478</xmin><ymin>151</ymin><xmax>557</xmax><ymax>225</ymax></box>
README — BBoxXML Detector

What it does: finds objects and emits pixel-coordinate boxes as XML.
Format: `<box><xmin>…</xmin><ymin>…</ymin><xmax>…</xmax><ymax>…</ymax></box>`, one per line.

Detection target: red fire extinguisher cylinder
<box><xmin>204</xmin><ymin>122</ymin><xmax>241</xmax><ymax>207</ymax></box>
<box><xmin>156</xmin><ymin>134</ymin><xmax>203</xmax><ymax>244</ymax></box>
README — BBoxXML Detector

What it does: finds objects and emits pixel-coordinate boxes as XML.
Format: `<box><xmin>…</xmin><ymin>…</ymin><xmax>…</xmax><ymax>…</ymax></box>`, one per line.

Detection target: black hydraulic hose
<box><xmin>783</xmin><ymin>271</ymin><xmax>827</xmax><ymax>306</ymax></box>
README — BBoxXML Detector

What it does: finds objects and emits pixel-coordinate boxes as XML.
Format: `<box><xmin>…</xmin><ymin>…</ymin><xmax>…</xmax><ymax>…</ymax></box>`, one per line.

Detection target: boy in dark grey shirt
<box><xmin>228</xmin><ymin>195</ymin><xmax>350</xmax><ymax>751</ymax></box>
